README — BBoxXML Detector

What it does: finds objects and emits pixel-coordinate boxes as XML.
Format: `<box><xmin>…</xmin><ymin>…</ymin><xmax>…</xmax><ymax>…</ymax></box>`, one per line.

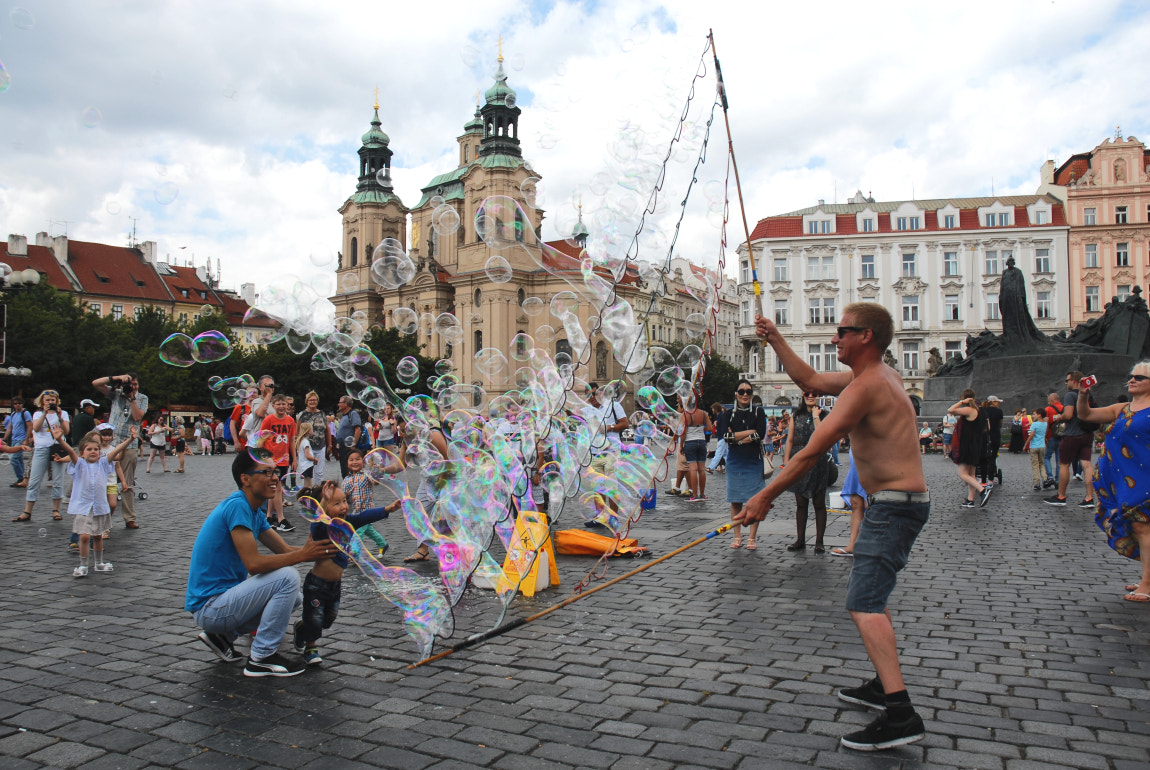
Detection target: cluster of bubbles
<box><xmin>158</xmin><ymin>331</ymin><xmax>233</xmax><ymax>368</ymax></box>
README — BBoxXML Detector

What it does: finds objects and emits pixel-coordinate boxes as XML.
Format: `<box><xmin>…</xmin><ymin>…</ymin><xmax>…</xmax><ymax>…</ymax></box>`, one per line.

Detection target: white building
<box><xmin>737</xmin><ymin>192</ymin><xmax>1071</xmax><ymax>409</ymax></box>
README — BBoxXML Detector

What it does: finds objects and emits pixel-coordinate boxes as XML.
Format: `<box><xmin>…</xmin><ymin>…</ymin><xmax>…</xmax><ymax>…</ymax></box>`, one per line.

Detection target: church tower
<box><xmin>333</xmin><ymin>98</ymin><xmax>408</xmax><ymax>323</ymax></box>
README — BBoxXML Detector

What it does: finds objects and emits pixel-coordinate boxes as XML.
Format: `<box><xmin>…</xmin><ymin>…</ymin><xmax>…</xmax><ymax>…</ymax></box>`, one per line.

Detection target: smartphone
<box><xmin>1079</xmin><ymin>374</ymin><xmax>1098</xmax><ymax>390</ymax></box>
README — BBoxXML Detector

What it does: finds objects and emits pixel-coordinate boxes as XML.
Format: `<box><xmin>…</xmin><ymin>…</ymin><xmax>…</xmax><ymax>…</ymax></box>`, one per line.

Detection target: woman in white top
<box><xmin>145</xmin><ymin>419</ymin><xmax>170</xmax><ymax>473</ymax></box>
<box><xmin>13</xmin><ymin>389</ymin><xmax>71</xmax><ymax>522</ymax></box>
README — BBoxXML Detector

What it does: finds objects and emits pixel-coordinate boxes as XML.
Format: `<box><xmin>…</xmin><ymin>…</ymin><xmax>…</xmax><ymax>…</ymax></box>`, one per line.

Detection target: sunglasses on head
<box><xmin>736</xmin><ymin>389</ymin><xmax>753</xmax><ymax>395</ymax></box>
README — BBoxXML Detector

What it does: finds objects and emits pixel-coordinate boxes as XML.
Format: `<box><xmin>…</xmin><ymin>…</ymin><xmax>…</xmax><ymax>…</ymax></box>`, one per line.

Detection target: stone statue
<box><xmin>999</xmin><ymin>256</ymin><xmax>1050</xmax><ymax>352</ymax></box>
<box><xmin>336</xmin><ymin>251</ymin><xmax>343</xmax><ymax>269</ymax></box>
<box><xmin>925</xmin><ymin>347</ymin><xmax>944</xmax><ymax>376</ymax></box>
<box><xmin>596</xmin><ymin>343</ymin><xmax>608</xmax><ymax>378</ymax></box>
<box><xmin>883</xmin><ymin>349</ymin><xmax>898</xmax><ymax>369</ymax></box>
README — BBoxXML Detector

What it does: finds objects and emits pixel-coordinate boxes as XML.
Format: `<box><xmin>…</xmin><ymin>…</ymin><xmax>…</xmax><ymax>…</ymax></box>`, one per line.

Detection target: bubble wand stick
<box><xmin>408</xmin><ymin>521</ymin><xmax>736</xmax><ymax>668</ymax></box>
<box><xmin>708</xmin><ymin>28</ymin><xmax>767</xmax><ymax>340</ymax></box>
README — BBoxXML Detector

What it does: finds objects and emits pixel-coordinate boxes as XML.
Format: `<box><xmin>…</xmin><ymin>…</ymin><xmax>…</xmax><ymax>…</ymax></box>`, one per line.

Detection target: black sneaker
<box><xmin>1033</xmin><ymin>485</ymin><xmax>1041</xmax><ymax>491</ymax></box>
<box><xmin>1078</xmin><ymin>499</ymin><xmax>1096</xmax><ymax>508</ymax></box>
<box><xmin>197</xmin><ymin>631</ymin><xmax>242</xmax><ymax>663</ymax></box>
<box><xmin>276</xmin><ymin>520</ymin><xmax>296</xmax><ymax>533</ymax></box>
<box><xmin>960</xmin><ymin>500</ymin><xmax>975</xmax><ymax>509</ymax></box>
<box><xmin>243</xmin><ymin>652</ymin><xmax>305</xmax><ymax>678</ymax></box>
<box><xmin>979</xmin><ymin>485</ymin><xmax>993</xmax><ymax>507</ymax></box>
<box><xmin>1044</xmin><ymin>496</ymin><xmax>1067</xmax><ymax>506</ymax></box>
<box><xmin>1042</xmin><ymin>478</ymin><xmax>1056</xmax><ymax>488</ymax></box>
<box><xmin>292</xmin><ymin>620</ymin><xmax>305</xmax><ymax>652</ymax></box>
<box><xmin>837</xmin><ymin>678</ymin><xmax>886</xmax><ymax>711</ymax></box>
<box><xmin>840</xmin><ymin>711</ymin><xmax>925</xmax><ymax>751</ymax></box>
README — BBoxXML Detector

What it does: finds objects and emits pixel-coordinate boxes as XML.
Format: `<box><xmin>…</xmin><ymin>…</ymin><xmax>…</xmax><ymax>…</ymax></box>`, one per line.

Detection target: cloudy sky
<box><xmin>1</xmin><ymin>0</ymin><xmax>1148</xmax><ymax>296</ymax></box>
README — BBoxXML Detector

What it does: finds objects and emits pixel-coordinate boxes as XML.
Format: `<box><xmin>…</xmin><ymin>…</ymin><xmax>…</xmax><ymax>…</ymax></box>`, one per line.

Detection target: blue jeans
<box><xmin>9</xmin><ymin>449</ymin><xmax>25</xmax><ymax>482</ymax></box>
<box><xmin>846</xmin><ymin>498</ymin><xmax>929</xmax><ymax>613</ymax></box>
<box><xmin>707</xmin><ymin>439</ymin><xmax>728</xmax><ymax>470</ymax></box>
<box><xmin>1044</xmin><ymin>439</ymin><xmax>1059</xmax><ymax>482</ymax></box>
<box><xmin>26</xmin><ymin>446</ymin><xmax>66</xmax><ymax>503</ymax></box>
<box><xmin>830</xmin><ymin>441</ymin><xmax>841</xmax><ymax>465</ymax></box>
<box><xmin>192</xmin><ymin>567</ymin><xmax>303</xmax><ymax>660</ymax></box>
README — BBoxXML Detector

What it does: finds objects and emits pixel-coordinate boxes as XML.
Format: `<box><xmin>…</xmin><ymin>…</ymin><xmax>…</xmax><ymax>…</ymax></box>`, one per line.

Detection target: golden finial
<box><xmin>497</xmin><ymin>35</ymin><xmax>504</xmax><ymax>63</ymax></box>
<box><xmin>373</xmin><ymin>86</ymin><xmax>379</xmax><ymax>111</ymax></box>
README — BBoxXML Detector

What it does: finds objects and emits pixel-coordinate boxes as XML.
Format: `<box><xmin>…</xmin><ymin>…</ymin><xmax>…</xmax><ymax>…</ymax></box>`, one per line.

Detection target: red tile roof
<box><xmin>0</xmin><ymin>242</ymin><xmax>77</xmax><ymax>292</ymax></box>
<box><xmin>161</xmin><ymin>265</ymin><xmax>219</xmax><ymax>305</ymax></box>
<box><xmin>1053</xmin><ymin>153</ymin><xmax>1091</xmax><ymax>186</ymax></box>
<box><xmin>66</xmin><ymin>240</ymin><xmax>172</xmax><ymax>303</ymax></box>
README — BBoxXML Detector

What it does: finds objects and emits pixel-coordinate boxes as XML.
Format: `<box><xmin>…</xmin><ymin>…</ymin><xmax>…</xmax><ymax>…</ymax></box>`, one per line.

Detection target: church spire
<box><xmin>356</xmin><ymin>102</ymin><xmax>394</xmax><ymax>196</ymax></box>
<box><xmin>479</xmin><ymin>54</ymin><xmax>522</xmax><ymax>158</ymax></box>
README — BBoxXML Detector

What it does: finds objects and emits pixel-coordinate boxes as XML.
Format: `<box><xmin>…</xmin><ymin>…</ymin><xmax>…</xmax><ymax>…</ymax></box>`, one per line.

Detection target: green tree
<box><xmin>661</xmin><ymin>339</ymin><xmax>742</xmax><ymax>408</ymax></box>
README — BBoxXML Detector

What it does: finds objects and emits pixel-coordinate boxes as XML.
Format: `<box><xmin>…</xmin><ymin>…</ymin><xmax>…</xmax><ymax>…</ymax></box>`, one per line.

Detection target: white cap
<box><xmin>987</xmin><ymin>395</ymin><xmax>1002</xmax><ymax>403</ymax></box>
<box><xmin>80</xmin><ymin>399</ymin><xmax>98</xmax><ymax>408</ymax></box>
<box><xmin>95</xmin><ymin>422</ymin><xmax>114</xmax><ymax>431</ymax></box>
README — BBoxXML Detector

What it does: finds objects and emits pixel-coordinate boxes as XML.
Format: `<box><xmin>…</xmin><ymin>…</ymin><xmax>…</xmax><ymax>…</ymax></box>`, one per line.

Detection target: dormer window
<box><xmin>985</xmin><ymin>212</ymin><xmax>1010</xmax><ymax>227</ymax></box>
<box><xmin>943</xmin><ymin>214</ymin><xmax>957</xmax><ymax>229</ymax></box>
<box><xmin>807</xmin><ymin>220</ymin><xmax>832</xmax><ymax>234</ymax></box>
<box><xmin>862</xmin><ymin>218</ymin><xmax>875</xmax><ymax>232</ymax></box>
<box><xmin>896</xmin><ymin>216</ymin><xmax>920</xmax><ymax>231</ymax></box>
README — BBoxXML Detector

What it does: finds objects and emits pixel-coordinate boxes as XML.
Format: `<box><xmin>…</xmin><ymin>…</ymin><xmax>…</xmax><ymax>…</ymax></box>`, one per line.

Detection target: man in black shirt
<box><xmin>980</xmin><ymin>396</ymin><xmax>1004</xmax><ymax>485</ymax></box>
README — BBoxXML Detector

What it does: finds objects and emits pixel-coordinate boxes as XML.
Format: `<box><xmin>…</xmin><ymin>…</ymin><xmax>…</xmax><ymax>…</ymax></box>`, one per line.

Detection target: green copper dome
<box><xmin>484</xmin><ymin>60</ymin><xmax>516</xmax><ymax>106</ymax></box>
<box><xmin>361</xmin><ymin>107</ymin><xmax>390</xmax><ymax>147</ymax></box>
<box><xmin>464</xmin><ymin>105</ymin><xmax>483</xmax><ymax>133</ymax></box>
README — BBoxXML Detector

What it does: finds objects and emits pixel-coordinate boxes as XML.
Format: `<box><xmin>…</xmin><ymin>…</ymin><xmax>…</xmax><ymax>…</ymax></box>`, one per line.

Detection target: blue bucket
<box><xmin>640</xmin><ymin>488</ymin><xmax>657</xmax><ymax>510</ymax></box>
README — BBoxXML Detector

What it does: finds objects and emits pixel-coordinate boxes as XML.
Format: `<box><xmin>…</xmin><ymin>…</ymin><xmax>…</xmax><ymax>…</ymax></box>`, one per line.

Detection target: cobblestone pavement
<box><xmin>0</xmin><ymin>450</ymin><xmax>1148</xmax><ymax>769</ymax></box>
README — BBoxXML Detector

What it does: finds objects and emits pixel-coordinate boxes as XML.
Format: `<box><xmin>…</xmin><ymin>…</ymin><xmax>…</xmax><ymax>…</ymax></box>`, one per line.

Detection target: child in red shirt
<box><xmin>260</xmin><ymin>394</ymin><xmax>297</xmax><ymax>532</ymax></box>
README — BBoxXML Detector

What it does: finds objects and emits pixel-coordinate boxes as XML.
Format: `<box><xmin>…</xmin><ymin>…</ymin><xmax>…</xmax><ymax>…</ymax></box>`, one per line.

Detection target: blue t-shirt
<box><xmin>335</xmin><ymin>410</ymin><xmax>362</xmax><ymax>445</ymax></box>
<box><xmin>1029</xmin><ymin>420</ymin><xmax>1047</xmax><ymax>450</ymax></box>
<box><xmin>4</xmin><ymin>410</ymin><xmax>30</xmax><ymax>443</ymax></box>
<box><xmin>185</xmin><ymin>490</ymin><xmax>271</xmax><ymax>612</ymax></box>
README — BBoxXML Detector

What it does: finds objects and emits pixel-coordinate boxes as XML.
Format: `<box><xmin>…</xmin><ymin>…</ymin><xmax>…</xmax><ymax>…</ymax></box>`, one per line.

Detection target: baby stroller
<box><xmin>976</xmin><ymin>427</ymin><xmax>1002</xmax><ymax>488</ymax></box>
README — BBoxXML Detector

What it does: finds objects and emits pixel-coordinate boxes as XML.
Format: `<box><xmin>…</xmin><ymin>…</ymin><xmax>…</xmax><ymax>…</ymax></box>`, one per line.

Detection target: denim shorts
<box><xmin>682</xmin><ymin>439</ymin><xmax>707</xmax><ymax>463</ymax></box>
<box><xmin>845</xmin><ymin>498</ymin><xmax>929</xmax><ymax>613</ymax></box>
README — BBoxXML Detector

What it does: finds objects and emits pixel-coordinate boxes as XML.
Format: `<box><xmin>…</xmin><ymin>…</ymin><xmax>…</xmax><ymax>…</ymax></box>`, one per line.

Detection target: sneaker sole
<box><xmin>198</xmin><ymin>633</ymin><xmax>241</xmax><ymax>663</ymax></box>
<box><xmin>1044</xmin><ymin>500</ymin><xmax>1067</xmax><ymax>506</ymax></box>
<box><xmin>840</xmin><ymin>730</ymin><xmax>925</xmax><ymax>751</ymax></box>
<box><xmin>242</xmin><ymin>667</ymin><xmax>305</xmax><ymax>678</ymax></box>
<box><xmin>836</xmin><ymin>691</ymin><xmax>885</xmax><ymax>711</ymax></box>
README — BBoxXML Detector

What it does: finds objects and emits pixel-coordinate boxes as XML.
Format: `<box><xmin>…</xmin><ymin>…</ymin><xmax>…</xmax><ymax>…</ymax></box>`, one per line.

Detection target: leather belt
<box><xmin>868</xmin><ymin>490</ymin><xmax>930</xmax><ymax>504</ymax></box>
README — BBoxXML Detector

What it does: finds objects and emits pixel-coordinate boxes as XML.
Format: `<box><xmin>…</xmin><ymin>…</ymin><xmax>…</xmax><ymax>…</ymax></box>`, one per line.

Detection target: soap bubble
<box><xmin>432</xmin><ymin>205</ymin><xmax>461</xmax><ymax>236</ymax></box>
<box><xmin>429</xmin><ymin>195</ymin><xmax>445</xmax><ymax>208</ymax></box>
<box><xmin>475</xmin><ymin>196</ymin><xmax>529</xmax><ymax>252</ymax></box>
<box><xmin>435</xmin><ymin>359</ymin><xmax>455</xmax><ymax>376</ymax></box>
<box><xmin>104</xmin><ymin>200</ymin><xmax>120</xmax><ymax>215</ymax></box>
<box><xmin>504</xmin><ymin>92</ymin><xmax>517</xmax><ymax>108</ymax></box>
<box><xmin>520</xmin><ymin>177</ymin><xmax>542</xmax><ymax>209</ymax></box>
<box><xmin>0</xmin><ymin>61</ymin><xmax>9</xmax><ymax>94</ymax></box>
<box><xmin>207</xmin><ymin>375</ymin><xmax>222</xmax><ymax>389</ymax></box>
<box><xmin>351</xmin><ymin>310</ymin><xmax>369</xmax><ymax>325</ymax></box>
<box><xmin>396</xmin><ymin>356</ymin><xmax>420</xmax><ymax>385</ymax></box>
<box><xmin>339</xmin><ymin>272</ymin><xmax>361</xmax><ymax>293</ymax></box>
<box><xmin>685</xmin><ymin>312</ymin><xmax>707</xmax><ymax>338</ymax></box>
<box><xmin>199</xmin><ymin>304</ymin><xmax>213</xmax><ymax>317</ymax></box>
<box><xmin>38</xmin><ymin>527</ymin><xmax>46</xmax><ymax>537</ymax></box>
<box><xmin>392</xmin><ymin>307</ymin><xmax>418</xmax><ymax>335</ymax></box>
<box><xmin>280</xmin><ymin>472</ymin><xmax>304</xmax><ymax>495</ymax></box>
<box><xmin>246</xmin><ymin>430</ymin><xmax>276</xmax><ymax>463</ymax></box>
<box><xmin>154</xmin><ymin>182</ymin><xmax>179</xmax><ymax>205</ymax></box>
<box><xmin>81</xmin><ymin>108</ymin><xmax>102</xmax><ymax>128</ymax></box>
<box><xmin>343</xmin><ymin>435</ymin><xmax>356</xmax><ymax>447</ymax></box>
<box><xmin>191</xmin><ymin>330</ymin><xmax>232</xmax><ymax>363</ymax></box>
<box><xmin>434</xmin><ymin>313</ymin><xmax>463</xmax><ymax>344</ymax></box>
<box><xmin>310</xmin><ymin>252</ymin><xmax>335</xmax><ymax>269</ymax></box>
<box><xmin>10</xmin><ymin>8</ymin><xmax>34</xmax><ymax>29</ymax></box>
<box><xmin>371</xmin><ymin>241</ymin><xmax>416</xmax><ymax>289</ymax></box>
<box><xmin>484</xmin><ymin>255</ymin><xmax>512</xmax><ymax>283</ymax></box>
<box><xmin>521</xmin><ymin>296</ymin><xmax>544</xmax><ymax>317</ymax></box>
<box><xmin>158</xmin><ymin>334</ymin><xmax>195</xmax><ymax>367</ymax></box>
<box><xmin>474</xmin><ymin>348</ymin><xmax>508</xmax><ymax>378</ymax></box>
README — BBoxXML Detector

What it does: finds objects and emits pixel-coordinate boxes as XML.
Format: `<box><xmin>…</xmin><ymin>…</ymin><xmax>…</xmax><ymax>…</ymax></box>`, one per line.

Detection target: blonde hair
<box><xmin>33</xmin><ymin>390</ymin><xmax>59</xmax><ymax>409</ymax></box>
<box><xmin>1132</xmin><ymin>360</ymin><xmax>1150</xmax><ymax>379</ymax></box>
<box><xmin>842</xmin><ymin>302</ymin><xmax>894</xmax><ymax>351</ymax></box>
<box><xmin>293</xmin><ymin>422</ymin><xmax>313</xmax><ymax>455</ymax></box>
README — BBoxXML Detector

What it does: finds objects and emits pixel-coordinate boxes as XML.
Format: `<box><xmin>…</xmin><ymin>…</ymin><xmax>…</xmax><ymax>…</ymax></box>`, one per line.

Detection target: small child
<box><xmin>294</xmin><ymin>480</ymin><xmax>398</xmax><ymax>664</ymax></box>
<box><xmin>53</xmin><ymin>425</ymin><xmax>135</xmax><ymax>577</ymax></box>
<box><xmin>342</xmin><ymin>448</ymin><xmax>389</xmax><ymax>554</ymax></box>
<box><xmin>294</xmin><ymin>422</ymin><xmax>317</xmax><ymax>498</ymax></box>
<box><xmin>69</xmin><ymin>423</ymin><xmax>124</xmax><ymax>550</ymax></box>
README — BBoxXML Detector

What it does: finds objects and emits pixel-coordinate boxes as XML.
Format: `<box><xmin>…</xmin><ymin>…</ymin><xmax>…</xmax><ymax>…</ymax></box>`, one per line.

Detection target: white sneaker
<box><xmin>94</xmin><ymin>562</ymin><xmax>113</xmax><ymax>572</ymax></box>
<box><xmin>73</xmin><ymin>565</ymin><xmax>88</xmax><ymax>578</ymax></box>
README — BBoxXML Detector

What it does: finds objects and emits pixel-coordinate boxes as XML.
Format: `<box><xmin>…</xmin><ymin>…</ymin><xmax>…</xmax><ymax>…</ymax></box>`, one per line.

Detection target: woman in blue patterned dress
<box><xmin>1077</xmin><ymin>362</ymin><xmax>1150</xmax><ymax>602</ymax></box>
<box><xmin>716</xmin><ymin>380</ymin><xmax>767</xmax><ymax>550</ymax></box>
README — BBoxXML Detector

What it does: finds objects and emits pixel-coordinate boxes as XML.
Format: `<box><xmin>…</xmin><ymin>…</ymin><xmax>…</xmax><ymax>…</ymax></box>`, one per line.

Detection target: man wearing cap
<box><xmin>980</xmin><ymin>396</ymin><xmax>1004</xmax><ymax>487</ymax></box>
<box><xmin>92</xmin><ymin>373</ymin><xmax>148</xmax><ymax>529</ymax></box>
<box><xmin>72</xmin><ymin>399</ymin><xmax>98</xmax><ymax>445</ymax></box>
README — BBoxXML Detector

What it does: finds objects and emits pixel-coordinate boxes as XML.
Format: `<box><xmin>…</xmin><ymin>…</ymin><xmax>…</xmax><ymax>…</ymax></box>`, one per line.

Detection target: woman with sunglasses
<box><xmin>13</xmin><ymin>389</ymin><xmax>71</xmax><ymax>522</ymax></box>
<box><xmin>782</xmin><ymin>392</ymin><xmax>832</xmax><ymax>553</ymax></box>
<box><xmin>716</xmin><ymin>380</ymin><xmax>766</xmax><ymax>549</ymax></box>
<box><xmin>1077</xmin><ymin>363</ymin><xmax>1150</xmax><ymax>602</ymax></box>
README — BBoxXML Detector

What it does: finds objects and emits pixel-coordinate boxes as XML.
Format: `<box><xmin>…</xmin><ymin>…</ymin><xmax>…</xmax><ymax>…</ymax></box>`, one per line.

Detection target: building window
<box><xmin>515</xmin><ymin>209</ymin><xmax>526</xmax><ymax>242</ymax></box>
<box><xmin>999</xmin><ymin>212</ymin><xmax>1010</xmax><ymax>226</ymax></box>
<box><xmin>776</xmin><ymin>355</ymin><xmax>786</xmax><ymax>373</ymax></box>
<box><xmin>808</xmin><ymin>344</ymin><xmax>837</xmax><ymax>372</ymax></box>
<box><xmin>1118</xmin><ymin>285</ymin><xmax>1132</xmax><ymax>300</ymax></box>
<box><xmin>740</xmin><ymin>260</ymin><xmax>750</xmax><ymax>284</ymax></box>
<box><xmin>111</xmin><ymin>304</ymin><xmax>124</xmax><ymax>320</ymax></box>
<box><xmin>896</xmin><ymin>216</ymin><xmax>908</xmax><ymax>231</ymax></box>
<box><xmin>772</xmin><ymin>258</ymin><xmax>788</xmax><ymax>282</ymax></box>
<box><xmin>860</xmin><ymin>255</ymin><xmax>875</xmax><ymax>279</ymax></box>
<box><xmin>985</xmin><ymin>214</ymin><xmax>995</xmax><ymax>227</ymax></box>
<box><xmin>943</xmin><ymin>214</ymin><xmax>956</xmax><ymax>229</ymax></box>
<box><xmin>89</xmin><ymin>304</ymin><xmax>101</xmax><ymax>317</ymax></box>
<box><xmin>1116</xmin><ymin>205</ymin><xmax>1128</xmax><ymax>224</ymax></box>
<box><xmin>474</xmin><ymin>288</ymin><xmax>483</xmax><ymax>305</ymax></box>
<box><xmin>943</xmin><ymin>251</ymin><xmax>959</xmax><ymax>276</ymax></box>
<box><xmin>986</xmin><ymin>293</ymin><xmax>1000</xmax><ymax>320</ymax></box>
<box><xmin>901</xmin><ymin>295</ymin><xmax>919</xmax><ymax>324</ymax></box>
<box><xmin>1084</xmin><ymin>207</ymin><xmax>1096</xmax><ymax>225</ymax></box>
<box><xmin>808</xmin><ymin>220</ymin><xmax>831</xmax><ymax>234</ymax></box>
<box><xmin>1086</xmin><ymin>285</ymin><xmax>1100</xmax><ymax>312</ymax></box>
<box><xmin>740</xmin><ymin>301</ymin><xmax>751</xmax><ymax>327</ymax></box>
<box><xmin>862</xmin><ymin>218</ymin><xmax>875</xmax><ymax>232</ymax></box>
<box><xmin>350</xmin><ymin>237</ymin><xmax>358</xmax><ymax>267</ymax></box>
<box><xmin>1084</xmin><ymin>243</ymin><xmax>1098</xmax><ymax>268</ymax></box>
<box><xmin>774</xmin><ymin>299</ymin><xmax>789</xmax><ymax>326</ymax></box>
<box><xmin>474</xmin><ymin>329</ymin><xmax>482</xmax><ymax>355</ymax></box>
<box><xmin>910</xmin><ymin>216</ymin><xmax>920</xmax><ymax>230</ymax></box>
<box><xmin>806</xmin><ymin>255</ymin><xmax>834</xmax><ymax>280</ymax></box>
<box><xmin>1117</xmin><ymin>243</ymin><xmax>1130</xmax><ymax>267</ymax></box>
<box><xmin>1035</xmin><ymin>248</ymin><xmax>1051</xmax><ymax>273</ymax></box>
<box><xmin>178</xmin><ymin>312</ymin><xmax>188</xmax><ymax>324</ymax></box>
<box><xmin>901</xmin><ymin>253</ymin><xmax>917</xmax><ymax>277</ymax></box>
<box><xmin>245</xmin><ymin>330</ymin><xmax>255</xmax><ymax>344</ymax></box>
<box><xmin>1036</xmin><ymin>291</ymin><xmax>1052</xmax><ymax>318</ymax></box>
<box><xmin>1034</xmin><ymin>210</ymin><xmax>1047</xmax><ymax>225</ymax></box>
<box><xmin>984</xmin><ymin>251</ymin><xmax>999</xmax><ymax>275</ymax></box>
<box><xmin>944</xmin><ymin>341</ymin><xmax>962</xmax><ymax>360</ymax></box>
<box><xmin>809</xmin><ymin>298</ymin><xmax>836</xmax><ymax>325</ymax></box>
<box><xmin>944</xmin><ymin>294</ymin><xmax>960</xmax><ymax>321</ymax></box>
<box><xmin>902</xmin><ymin>342</ymin><xmax>920</xmax><ymax>372</ymax></box>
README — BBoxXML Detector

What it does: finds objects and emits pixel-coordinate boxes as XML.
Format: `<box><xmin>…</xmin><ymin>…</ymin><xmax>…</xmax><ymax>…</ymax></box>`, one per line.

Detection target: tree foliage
<box><xmin>2</xmin><ymin>284</ymin><xmax>432</xmax><ymax>418</ymax></box>
<box><xmin>661</xmin><ymin>339</ymin><xmax>743</xmax><ymax>409</ymax></box>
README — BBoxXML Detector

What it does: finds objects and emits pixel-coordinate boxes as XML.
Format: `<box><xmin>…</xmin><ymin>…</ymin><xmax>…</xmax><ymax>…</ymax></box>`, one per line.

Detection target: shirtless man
<box><xmin>738</xmin><ymin>303</ymin><xmax>929</xmax><ymax>751</ymax></box>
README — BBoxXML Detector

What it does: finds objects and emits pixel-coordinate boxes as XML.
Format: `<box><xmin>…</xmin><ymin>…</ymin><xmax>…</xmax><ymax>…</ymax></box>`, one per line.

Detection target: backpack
<box><xmin>222</xmin><ymin>419</ymin><xmax>233</xmax><ymax>442</ymax></box>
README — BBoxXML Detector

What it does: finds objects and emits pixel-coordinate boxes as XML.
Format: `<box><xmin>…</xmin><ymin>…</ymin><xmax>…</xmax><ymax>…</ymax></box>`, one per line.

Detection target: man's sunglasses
<box><xmin>836</xmin><ymin>326</ymin><xmax>867</xmax><ymax>338</ymax></box>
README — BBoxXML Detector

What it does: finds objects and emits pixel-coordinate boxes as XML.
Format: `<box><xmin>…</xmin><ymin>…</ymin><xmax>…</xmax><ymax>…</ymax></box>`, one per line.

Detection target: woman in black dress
<box><xmin>782</xmin><ymin>392</ymin><xmax>832</xmax><ymax>554</ymax></box>
<box><xmin>948</xmin><ymin>388</ymin><xmax>990</xmax><ymax>507</ymax></box>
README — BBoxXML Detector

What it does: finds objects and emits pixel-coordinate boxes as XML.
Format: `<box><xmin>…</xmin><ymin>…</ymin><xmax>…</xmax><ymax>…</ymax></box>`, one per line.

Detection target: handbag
<box><xmin>948</xmin><ymin>416</ymin><xmax>964</xmax><ymax>463</ymax></box>
<box><xmin>762</xmin><ymin>450</ymin><xmax>775</xmax><ymax>479</ymax></box>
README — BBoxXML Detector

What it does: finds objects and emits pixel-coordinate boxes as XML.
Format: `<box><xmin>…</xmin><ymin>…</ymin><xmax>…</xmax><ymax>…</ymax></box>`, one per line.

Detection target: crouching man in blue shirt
<box><xmin>185</xmin><ymin>451</ymin><xmax>332</xmax><ymax>678</ymax></box>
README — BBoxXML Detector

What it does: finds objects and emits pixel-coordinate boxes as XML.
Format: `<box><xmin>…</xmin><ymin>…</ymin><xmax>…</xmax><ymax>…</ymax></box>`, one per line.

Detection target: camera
<box><xmin>1079</xmin><ymin>374</ymin><xmax>1098</xmax><ymax>390</ymax></box>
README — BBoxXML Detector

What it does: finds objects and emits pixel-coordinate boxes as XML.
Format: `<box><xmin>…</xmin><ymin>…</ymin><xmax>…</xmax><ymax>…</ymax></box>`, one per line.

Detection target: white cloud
<box><xmin>0</xmin><ymin>0</ymin><xmax>1148</xmax><ymax>292</ymax></box>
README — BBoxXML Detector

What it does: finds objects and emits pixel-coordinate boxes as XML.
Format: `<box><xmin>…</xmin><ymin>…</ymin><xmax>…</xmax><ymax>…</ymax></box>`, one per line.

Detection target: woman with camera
<box><xmin>13</xmin><ymin>389</ymin><xmax>71</xmax><ymax>522</ymax></box>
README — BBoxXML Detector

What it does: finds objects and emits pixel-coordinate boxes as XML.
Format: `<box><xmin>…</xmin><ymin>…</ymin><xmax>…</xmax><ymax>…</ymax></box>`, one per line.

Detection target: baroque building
<box><xmin>737</xmin><ymin>191</ymin><xmax>1070</xmax><ymax>409</ymax></box>
<box><xmin>331</xmin><ymin>58</ymin><xmax>735</xmax><ymax>398</ymax></box>
<box><xmin>1053</xmin><ymin>131</ymin><xmax>1150</xmax><ymax>325</ymax></box>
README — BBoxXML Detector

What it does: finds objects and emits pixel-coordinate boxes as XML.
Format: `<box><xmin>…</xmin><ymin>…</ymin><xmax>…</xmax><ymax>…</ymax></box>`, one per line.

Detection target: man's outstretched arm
<box><xmin>755</xmin><ymin>315</ymin><xmax>852</xmax><ymax>395</ymax></box>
